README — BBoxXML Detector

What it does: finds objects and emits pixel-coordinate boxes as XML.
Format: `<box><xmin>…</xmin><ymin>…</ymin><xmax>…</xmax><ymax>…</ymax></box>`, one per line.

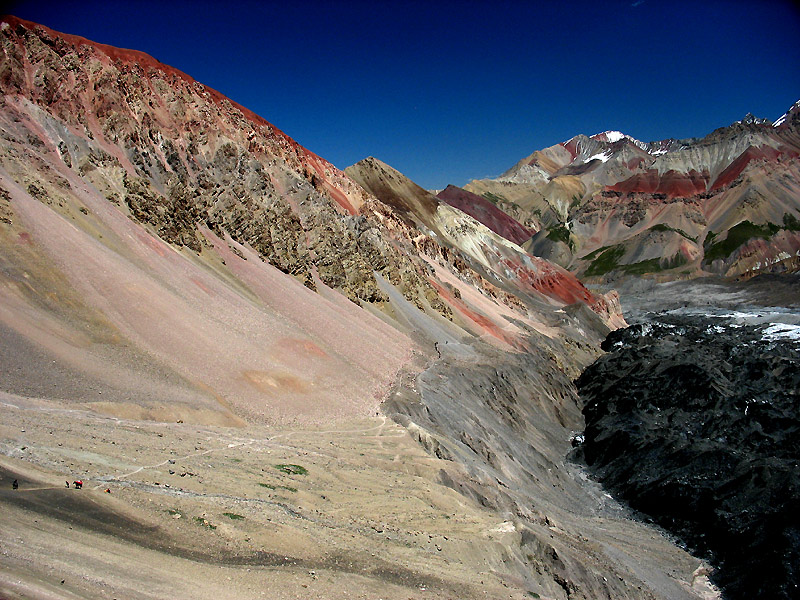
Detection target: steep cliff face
<box><xmin>464</xmin><ymin>104</ymin><xmax>800</xmax><ymax>281</ymax></box>
<box><xmin>0</xmin><ymin>16</ymin><xmax>721</xmax><ymax>600</ymax></box>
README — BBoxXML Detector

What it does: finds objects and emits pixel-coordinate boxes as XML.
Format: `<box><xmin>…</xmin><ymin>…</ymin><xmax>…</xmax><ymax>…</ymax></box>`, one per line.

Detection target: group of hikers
<box><xmin>10</xmin><ymin>478</ymin><xmax>83</xmax><ymax>489</ymax></box>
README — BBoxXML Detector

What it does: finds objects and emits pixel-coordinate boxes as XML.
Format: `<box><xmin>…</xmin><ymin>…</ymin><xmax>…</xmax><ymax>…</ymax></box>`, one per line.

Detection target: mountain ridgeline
<box><xmin>461</xmin><ymin>105</ymin><xmax>800</xmax><ymax>282</ymax></box>
<box><xmin>0</xmin><ymin>14</ymin><xmax>787</xmax><ymax>600</ymax></box>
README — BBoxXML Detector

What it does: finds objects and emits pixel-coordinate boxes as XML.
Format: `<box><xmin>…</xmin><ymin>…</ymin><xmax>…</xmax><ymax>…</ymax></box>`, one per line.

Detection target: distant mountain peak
<box><xmin>738</xmin><ymin>112</ymin><xmax>772</xmax><ymax>126</ymax></box>
<box><xmin>590</xmin><ymin>130</ymin><xmax>633</xmax><ymax>144</ymax></box>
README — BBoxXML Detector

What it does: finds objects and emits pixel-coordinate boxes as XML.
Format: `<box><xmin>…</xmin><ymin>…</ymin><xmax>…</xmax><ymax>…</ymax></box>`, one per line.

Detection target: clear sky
<box><xmin>5</xmin><ymin>0</ymin><xmax>800</xmax><ymax>189</ymax></box>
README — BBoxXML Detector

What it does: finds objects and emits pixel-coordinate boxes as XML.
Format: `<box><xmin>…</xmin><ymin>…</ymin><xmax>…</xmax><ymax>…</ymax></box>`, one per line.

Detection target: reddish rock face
<box><xmin>608</xmin><ymin>169</ymin><xmax>710</xmax><ymax>198</ymax></box>
<box><xmin>437</xmin><ymin>185</ymin><xmax>534</xmax><ymax>245</ymax></box>
<box><xmin>710</xmin><ymin>146</ymin><xmax>798</xmax><ymax>191</ymax></box>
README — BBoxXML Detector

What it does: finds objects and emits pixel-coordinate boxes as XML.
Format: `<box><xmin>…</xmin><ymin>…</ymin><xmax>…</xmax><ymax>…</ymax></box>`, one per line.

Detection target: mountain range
<box><xmin>460</xmin><ymin>103</ymin><xmax>800</xmax><ymax>281</ymax></box>
<box><xmin>0</xmin><ymin>14</ymin><xmax>787</xmax><ymax>600</ymax></box>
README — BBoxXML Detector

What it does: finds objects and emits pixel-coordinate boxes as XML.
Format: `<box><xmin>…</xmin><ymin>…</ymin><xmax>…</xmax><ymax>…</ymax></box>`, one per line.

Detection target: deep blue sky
<box><xmin>6</xmin><ymin>0</ymin><xmax>800</xmax><ymax>189</ymax></box>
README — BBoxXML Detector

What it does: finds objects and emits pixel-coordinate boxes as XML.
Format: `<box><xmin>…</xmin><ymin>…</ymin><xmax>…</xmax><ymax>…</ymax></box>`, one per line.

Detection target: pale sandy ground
<box><xmin>0</xmin><ymin>393</ymin><xmax>543</xmax><ymax>600</ymax></box>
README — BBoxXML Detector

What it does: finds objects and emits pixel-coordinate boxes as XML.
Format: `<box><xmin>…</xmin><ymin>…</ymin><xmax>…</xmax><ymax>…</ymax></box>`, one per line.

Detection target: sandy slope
<box><xmin>0</xmin><ymin>164</ymin><xmax>414</xmax><ymax>426</ymax></box>
<box><xmin>1</xmin><ymin>396</ymin><xmax>543</xmax><ymax>600</ymax></box>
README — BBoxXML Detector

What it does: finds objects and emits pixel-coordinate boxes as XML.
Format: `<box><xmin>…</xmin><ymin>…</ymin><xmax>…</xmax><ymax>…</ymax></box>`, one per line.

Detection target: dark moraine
<box><xmin>573</xmin><ymin>313</ymin><xmax>800</xmax><ymax>599</ymax></box>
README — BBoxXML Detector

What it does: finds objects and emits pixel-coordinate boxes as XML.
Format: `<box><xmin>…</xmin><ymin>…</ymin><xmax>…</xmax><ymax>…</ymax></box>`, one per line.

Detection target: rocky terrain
<box><xmin>574</xmin><ymin>283</ymin><xmax>800</xmax><ymax>599</ymax></box>
<box><xmin>0</xmin><ymin>15</ymin><xmax>724</xmax><ymax>600</ymax></box>
<box><xmin>459</xmin><ymin>106</ymin><xmax>800</xmax><ymax>282</ymax></box>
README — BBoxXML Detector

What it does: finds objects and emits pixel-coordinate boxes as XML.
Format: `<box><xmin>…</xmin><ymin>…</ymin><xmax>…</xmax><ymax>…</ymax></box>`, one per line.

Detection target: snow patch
<box><xmin>603</xmin><ymin>130</ymin><xmax>626</xmax><ymax>143</ymax></box>
<box><xmin>586</xmin><ymin>151</ymin><xmax>611</xmax><ymax>163</ymax></box>
<box><xmin>490</xmin><ymin>521</ymin><xmax>516</xmax><ymax>533</ymax></box>
<box><xmin>773</xmin><ymin>99</ymin><xmax>800</xmax><ymax>127</ymax></box>
<box><xmin>762</xmin><ymin>323</ymin><xmax>800</xmax><ymax>342</ymax></box>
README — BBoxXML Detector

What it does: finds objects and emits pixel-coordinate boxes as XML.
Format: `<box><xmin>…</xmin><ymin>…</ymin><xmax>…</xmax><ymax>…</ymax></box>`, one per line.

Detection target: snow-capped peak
<box><xmin>603</xmin><ymin>130</ymin><xmax>626</xmax><ymax>143</ymax></box>
<box><xmin>589</xmin><ymin>130</ymin><xmax>629</xmax><ymax>143</ymax></box>
<box><xmin>774</xmin><ymin>99</ymin><xmax>800</xmax><ymax>128</ymax></box>
<box><xmin>737</xmin><ymin>112</ymin><xmax>771</xmax><ymax>126</ymax></box>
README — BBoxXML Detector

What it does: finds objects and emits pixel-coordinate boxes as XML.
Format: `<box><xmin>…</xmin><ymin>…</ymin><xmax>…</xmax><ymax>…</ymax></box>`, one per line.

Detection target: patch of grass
<box><xmin>585</xmin><ymin>245</ymin><xmax>625</xmax><ymax>276</ymax></box>
<box><xmin>704</xmin><ymin>220</ymin><xmax>780</xmax><ymax>263</ymax></box>
<box><xmin>618</xmin><ymin>253</ymin><xmax>687</xmax><ymax>275</ymax></box>
<box><xmin>649</xmin><ymin>223</ymin><xmax>697</xmax><ymax>242</ymax></box>
<box><xmin>273</xmin><ymin>464</ymin><xmax>308</xmax><ymax>476</ymax></box>
<box><xmin>569</xmin><ymin>195</ymin><xmax>582</xmax><ymax>209</ymax></box>
<box><xmin>546</xmin><ymin>224</ymin><xmax>573</xmax><ymax>249</ymax></box>
<box><xmin>223</xmin><ymin>512</ymin><xmax>244</xmax><ymax>520</ymax></box>
<box><xmin>620</xmin><ymin>257</ymin><xmax>663</xmax><ymax>275</ymax></box>
<box><xmin>167</xmin><ymin>508</ymin><xmax>181</xmax><ymax>516</ymax></box>
<box><xmin>783</xmin><ymin>212</ymin><xmax>800</xmax><ymax>231</ymax></box>
<box><xmin>481</xmin><ymin>191</ymin><xmax>507</xmax><ymax>205</ymax></box>
<box><xmin>194</xmin><ymin>517</ymin><xmax>216</xmax><ymax>530</ymax></box>
<box><xmin>258</xmin><ymin>482</ymin><xmax>297</xmax><ymax>492</ymax></box>
<box><xmin>582</xmin><ymin>244</ymin><xmax>610</xmax><ymax>261</ymax></box>
<box><xmin>258</xmin><ymin>481</ymin><xmax>298</xmax><ymax>493</ymax></box>
<box><xmin>230</xmin><ymin>458</ymin><xmax>242</xmax><ymax>463</ymax></box>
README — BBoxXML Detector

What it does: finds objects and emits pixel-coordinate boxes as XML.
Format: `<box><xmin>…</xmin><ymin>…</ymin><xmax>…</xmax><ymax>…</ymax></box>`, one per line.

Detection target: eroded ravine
<box><xmin>385</xmin><ymin>330</ymin><xmax>719</xmax><ymax>600</ymax></box>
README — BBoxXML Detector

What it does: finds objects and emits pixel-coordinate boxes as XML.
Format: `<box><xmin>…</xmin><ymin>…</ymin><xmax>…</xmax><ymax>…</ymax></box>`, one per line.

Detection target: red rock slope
<box><xmin>437</xmin><ymin>184</ymin><xmax>534</xmax><ymax>245</ymax></box>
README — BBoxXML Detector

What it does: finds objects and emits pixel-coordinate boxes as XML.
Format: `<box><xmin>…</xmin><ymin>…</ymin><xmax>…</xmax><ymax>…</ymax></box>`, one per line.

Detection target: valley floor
<box><xmin>1</xmin><ymin>393</ymin><xmax>539</xmax><ymax>600</ymax></box>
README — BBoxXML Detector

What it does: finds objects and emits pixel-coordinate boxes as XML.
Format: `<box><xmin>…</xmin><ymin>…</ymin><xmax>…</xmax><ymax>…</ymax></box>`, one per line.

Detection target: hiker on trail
<box><xmin>73</xmin><ymin>480</ymin><xmax>82</xmax><ymax>489</ymax></box>
<box><xmin>12</xmin><ymin>479</ymin><xmax>18</xmax><ymax>490</ymax></box>
<box><xmin>65</xmin><ymin>481</ymin><xmax>70</xmax><ymax>488</ymax></box>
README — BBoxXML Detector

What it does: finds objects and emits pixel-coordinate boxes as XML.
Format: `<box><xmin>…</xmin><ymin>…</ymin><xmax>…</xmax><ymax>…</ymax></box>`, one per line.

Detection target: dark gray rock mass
<box><xmin>574</xmin><ymin>314</ymin><xmax>800</xmax><ymax>599</ymax></box>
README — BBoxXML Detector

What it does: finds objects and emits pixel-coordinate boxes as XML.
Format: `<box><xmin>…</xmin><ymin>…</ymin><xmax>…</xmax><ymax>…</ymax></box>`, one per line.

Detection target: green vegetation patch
<box><xmin>481</xmin><ymin>192</ymin><xmax>507</xmax><ymax>205</ymax></box>
<box><xmin>783</xmin><ymin>212</ymin><xmax>800</xmax><ymax>231</ymax></box>
<box><xmin>582</xmin><ymin>244</ymin><xmax>611</xmax><ymax>261</ymax></box>
<box><xmin>273</xmin><ymin>464</ymin><xmax>308</xmax><ymax>476</ymax></box>
<box><xmin>620</xmin><ymin>258</ymin><xmax>663</xmax><ymax>275</ymax></box>
<box><xmin>704</xmin><ymin>220</ymin><xmax>780</xmax><ymax>263</ymax></box>
<box><xmin>585</xmin><ymin>245</ymin><xmax>626</xmax><ymax>276</ymax></box>
<box><xmin>258</xmin><ymin>482</ymin><xmax>297</xmax><ymax>492</ymax></box>
<box><xmin>546</xmin><ymin>224</ymin><xmax>573</xmax><ymax>249</ymax></box>
<box><xmin>584</xmin><ymin>244</ymin><xmax>689</xmax><ymax>277</ymax></box>
<box><xmin>649</xmin><ymin>223</ymin><xmax>697</xmax><ymax>242</ymax></box>
<box><xmin>222</xmin><ymin>512</ymin><xmax>244</xmax><ymax>520</ymax></box>
<box><xmin>619</xmin><ymin>253</ymin><xmax>688</xmax><ymax>275</ymax></box>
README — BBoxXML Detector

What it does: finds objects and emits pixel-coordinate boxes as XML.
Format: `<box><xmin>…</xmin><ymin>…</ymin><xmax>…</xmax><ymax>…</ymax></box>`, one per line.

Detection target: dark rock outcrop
<box><xmin>575</xmin><ymin>315</ymin><xmax>800</xmax><ymax>599</ymax></box>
